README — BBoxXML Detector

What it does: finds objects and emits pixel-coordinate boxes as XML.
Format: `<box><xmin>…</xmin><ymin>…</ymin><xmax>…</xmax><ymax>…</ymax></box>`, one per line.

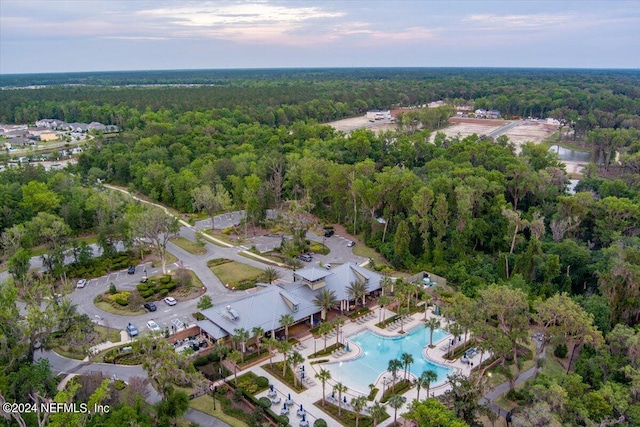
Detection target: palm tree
<box><xmin>286</xmin><ymin>257</ymin><xmax>303</xmax><ymax>272</ymax></box>
<box><xmin>421</xmin><ymin>292</ymin><xmax>431</xmax><ymax>321</ymax></box>
<box><xmin>279</xmin><ymin>313</ymin><xmax>294</xmax><ymax>340</ymax></box>
<box><xmin>315</xmin><ymin>368</ymin><xmax>332</xmax><ymax>406</ymax></box>
<box><xmin>332</xmin><ymin>317</ymin><xmax>346</xmax><ymax>346</ymax></box>
<box><xmin>262</xmin><ymin>266</ymin><xmax>282</xmax><ymax>284</ymax></box>
<box><xmin>227</xmin><ymin>350</ymin><xmax>242</xmax><ymax>385</ymax></box>
<box><xmin>351</xmin><ymin>396</ymin><xmax>368</xmax><ymax>427</ymax></box>
<box><xmin>416</xmin><ymin>370</ymin><xmax>438</xmax><ymax>401</ymax></box>
<box><xmin>378</xmin><ymin>295</ymin><xmax>392</xmax><ymax>322</ymax></box>
<box><xmin>289</xmin><ymin>351</ymin><xmax>304</xmax><ymax>388</ymax></box>
<box><xmin>381</xmin><ymin>276</ymin><xmax>394</xmax><ymax>296</ymax></box>
<box><xmin>277</xmin><ymin>340</ymin><xmax>292</xmax><ymax>377</ymax></box>
<box><xmin>264</xmin><ymin>337</ymin><xmax>278</xmax><ymax>366</ymax></box>
<box><xmin>318</xmin><ymin>322</ymin><xmax>333</xmax><ymax>351</ymax></box>
<box><xmin>214</xmin><ymin>342</ymin><xmax>230</xmax><ymax>367</ymax></box>
<box><xmin>251</xmin><ymin>326</ymin><xmax>264</xmax><ymax>356</ymax></box>
<box><xmin>368</xmin><ymin>401</ymin><xmax>386</xmax><ymax>427</ymax></box>
<box><xmin>387</xmin><ymin>359</ymin><xmax>403</xmax><ymax>387</ymax></box>
<box><xmin>447</xmin><ymin>322</ymin><xmax>464</xmax><ymax>358</ymax></box>
<box><xmin>333</xmin><ymin>382</ymin><xmax>348</xmax><ymax>416</ymax></box>
<box><xmin>425</xmin><ymin>317</ymin><xmax>441</xmax><ymax>348</ymax></box>
<box><xmin>401</xmin><ymin>352</ymin><xmax>414</xmax><ymax>380</ymax></box>
<box><xmin>387</xmin><ymin>394</ymin><xmax>407</xmax><ymax>426</ymax></box>
<box><xmin>233</xmin><ymin>327</ymin><xmax>250</xmax><ymax>363</ymax></box>
<box><xmin>346</xmin><ymin>280</ymin><xmax>369</xmax><ymax>308</ymax></box>
<box><xmin>313</xmin><ymin>288</ymin><xmax>338</xmax><ymax>321</ymax></box>
<box><xmin>397</xmin><ymin>306</ymin><xmax>409</xmax><ymax>334</ymax></box>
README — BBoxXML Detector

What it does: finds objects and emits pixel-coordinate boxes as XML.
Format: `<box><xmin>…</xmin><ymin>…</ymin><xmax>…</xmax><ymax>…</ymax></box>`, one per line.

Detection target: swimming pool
<box><xmin>322</xmin><ymin>326</ymin><xmax>453</xmax><ymax>394</ymax></box>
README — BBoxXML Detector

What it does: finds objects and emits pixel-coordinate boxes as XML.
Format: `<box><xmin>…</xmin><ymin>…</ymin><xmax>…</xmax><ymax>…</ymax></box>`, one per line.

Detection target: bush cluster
<box><xmin>135</xmin><ymin>275</ymin><xmax>178</xmax><ymax>299</ymax></box>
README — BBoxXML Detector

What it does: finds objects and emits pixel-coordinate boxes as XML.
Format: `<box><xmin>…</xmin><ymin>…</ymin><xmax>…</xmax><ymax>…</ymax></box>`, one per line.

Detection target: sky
<box><xmin>1</xmin><ymin>0</ymin><xmax>639</xmax><ymax>74</ymax></box>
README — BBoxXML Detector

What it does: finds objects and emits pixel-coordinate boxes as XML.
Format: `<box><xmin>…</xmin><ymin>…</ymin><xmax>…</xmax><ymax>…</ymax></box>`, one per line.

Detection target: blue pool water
<box><xmin>323</xmin><ymin>326</ymin><xmax>453</xmax><ymax>394</ymax></box>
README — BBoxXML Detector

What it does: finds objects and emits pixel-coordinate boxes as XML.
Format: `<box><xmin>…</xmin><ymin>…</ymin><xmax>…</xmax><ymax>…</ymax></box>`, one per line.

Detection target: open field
<box><xmin>430</xmin><ymin>119</ymin><xmax>504</xmax><ymax>141</ymax></box>
<box><xmin>502</xmin><ymin>120</ymin><xmax>559</xmax><ymax>149</ymax></box>
<box><xmin>327</xmin><ymin>115</ymin><xmax>395</xmax><ymax>134</ymax></box>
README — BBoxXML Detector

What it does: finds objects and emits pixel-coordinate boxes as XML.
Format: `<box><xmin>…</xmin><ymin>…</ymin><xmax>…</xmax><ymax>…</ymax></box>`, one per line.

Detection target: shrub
<box><xmin>109</xmin><ymin>283</ymin><xmax>117</xmax><ymax>295</ymax></box>
<box><xmin>114</xmin><ymin>379</ymin><xmax>126</xmax><ymax>390</ymax></box>
<box><xmin>256</xmin><ymin>376</ymin><xmax>269</xmax><ymax>388</ymax></box>
<box><xmin>258</xmin><ymin>397</ymin><xmax>272</xmax><ymax>409</ymax></box>
<box><xmin>194</xmin><ymin>356</ymin><xmax>209</xmax><ymax>367</ymax></box>
<box><xmin>158</xmin><ymin>289</ymin><xmax>169</xmax><ymax>297</ymax></box>
<box><xmin>137</xmin><ymin>283</ymin><xmax>149</xmax><ymax>292</ymax></box>
<box><xmin>140</xmin><ymin>289</ymin><xmax>155</xmax><ymax>298</ymax></box>
<box><xmin>160</xmin><ymin>275</ymin><xmax>172</xmax><ymax>284</ymax></box>
<box><xmin>314</xmin><ymin>420</ymin><xmax>328</xmax><ymax>427</ymax></box>
<box><xmin>115</xmin><ymin>297</ymin><xmax>128</xmax><ymax>306</ymax></box>
<box><xmin>108</xmin><ymin>292</ymin><xmax>130</xmax><ymax>303</ymax></box>
<box><xmin>277</xmin><ymin>415</ymin><xmax>289</xmax><ymax>426</ymax></box>
<box><xmin>554</xmin><ymin>343</ymin><xmax>568</xmax><ymax>358</ymax></box>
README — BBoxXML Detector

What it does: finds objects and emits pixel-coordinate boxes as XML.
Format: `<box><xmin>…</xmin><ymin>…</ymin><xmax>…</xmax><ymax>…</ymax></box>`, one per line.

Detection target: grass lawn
<box><xmin>170</xmin><ymin>236</ymin><xmax>207</xmax><ymax>255</ymax></box>
<box><xmin>202</xmin><ymin>229</ymin><xmax>238</xmax><ymax>247</ymax></box>
<box><xmin>238</xmin><ymin>251</ymin><xmax>282</xmax><ymax>266</ymax></box>
<box><xmin>208</xmin><ymin>260</ymin><xmax>263</xmax><ymax>290</ymax></box>
<box><xmin>190</xmin><ymin>395</ymin><xmax>249</xmax><ymax>427</ymax></box>
<box><xmin>96</xmin><ymin>325</ymin><xmax>122</xmax><ymax>342</ymax></box>
<box><xmin>95</xmin><ymin>300</ymin><xmax>146</xmax><ymax>316</ymax></box>
<box><xmin>188</xmin><ymin>269</ymin><xmax>204</xmax><ymax>288</ymax></box>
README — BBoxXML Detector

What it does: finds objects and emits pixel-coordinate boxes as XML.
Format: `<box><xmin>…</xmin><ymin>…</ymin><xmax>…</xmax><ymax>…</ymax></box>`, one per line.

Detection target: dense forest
<box><xmin>1</xmin><ymin>68</ymin><xmax>640</xmax><ymax>426</ymax></box>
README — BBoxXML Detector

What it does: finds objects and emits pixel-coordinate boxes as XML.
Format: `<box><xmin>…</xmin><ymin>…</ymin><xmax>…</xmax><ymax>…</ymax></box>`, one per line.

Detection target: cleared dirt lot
<box><xmin>502</xmin><ymin>121</ymin><xmax>559</xmax><ymax>149</ymax></box>
<box><xmin>327</xmin><ymin>116</ymin><xmax>395</xmax><ymax>134</ymax></box>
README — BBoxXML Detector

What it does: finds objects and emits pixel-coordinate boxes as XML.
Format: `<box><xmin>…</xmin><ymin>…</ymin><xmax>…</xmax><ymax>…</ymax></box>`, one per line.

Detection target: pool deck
<box><xmin>221</xmin><ymin>306</ymin><xmax>482</xmax><ymax>426</ymax></box>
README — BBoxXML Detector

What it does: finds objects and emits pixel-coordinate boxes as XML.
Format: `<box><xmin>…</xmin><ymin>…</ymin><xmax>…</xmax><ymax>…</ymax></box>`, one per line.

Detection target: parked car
<box><xmin>324</xmin><ymin>229</ymin><xmax>334</xmax><ymax>237</ymax></box>
<box><xmin>164</xmin><ymin>297</ymin><xmax>177</xmax><ymax>306</ymax></box>
<box><xmin>76</xmin><ymin>279</ymin><xmax>87</xmax><ymax>288</ymax></box>
<box><xmin>324</xmin><ymin>263</ymin><xmax>332</xmax><ymax>270</ymax></box>
<box><xmin>127</xmin><ymin>266</ymin><xmax>135</xmax><ymax>274</ymax></box>
<box><xmin>126</xmin><ymin>323</ymin><xmax>139</xmax><ymax>338</ymax></box>
<box><xmin>146</xmin><ymin>320</ymin><xmax>161</xmax><ymax>333</ymax></box>
<box><xmin>347</xmin><ymin>240</ymin><xmax>355</xmax><ymax>247</ymax></box>
<box><xmin>140</xmin><ymin>276</ymin><xmax>148</xmax><ymax>283</ymax></box>
<box><xmin>143</xmin><ymin>302</ymin><xmax>157</xmax><ymax>312</ymax></box>
<box><xmin>299</xmin><ymin>254</ymin><xmax>312</xmax><ymax>262</ymax></box>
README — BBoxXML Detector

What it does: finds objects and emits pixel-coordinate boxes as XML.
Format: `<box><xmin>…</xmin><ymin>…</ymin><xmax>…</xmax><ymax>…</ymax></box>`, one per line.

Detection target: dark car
<box><xmin>324</xmin><ymin>229</ymin><xmax>334</xmax><ymax>237</ymax></box>
<box><xmin>127</xmin><ymin>266</ymin><xmax>135</xmax><ymax>274</ymax></box>
<box><xmin>143</xmin><ymin>302</ymin><xmax>157</xmax><ymax>312</ymax></box>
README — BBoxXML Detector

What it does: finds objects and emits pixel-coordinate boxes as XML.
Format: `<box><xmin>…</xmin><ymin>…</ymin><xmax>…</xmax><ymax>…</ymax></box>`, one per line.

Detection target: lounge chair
<box><xmin>271</xmin><ymin>396</ymin><xmax>282</xmax><ymax>404</ymax></box>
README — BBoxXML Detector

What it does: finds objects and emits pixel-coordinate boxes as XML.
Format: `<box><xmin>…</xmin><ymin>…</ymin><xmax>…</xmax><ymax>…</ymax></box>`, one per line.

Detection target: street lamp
<box><xmin>322</xmin><ymin>236</ymin><xmax>326</xmax><ymax>253</ymax></box>
<box><xmin>210</xmin><ymin>385</ymin><xmax>217</xmax><ymax>410</ymax></box>
<box><xmin>382</xmin><ymin>377</ymin><xmax>387</xmax><ymax>396</ymax></box>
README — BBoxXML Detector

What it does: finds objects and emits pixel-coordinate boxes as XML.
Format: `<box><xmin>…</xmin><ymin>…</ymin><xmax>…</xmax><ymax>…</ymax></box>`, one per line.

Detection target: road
<box><xmin>486</xmin><ymin>120</ymin><xmax>523</xmax><ymax>139</ymax></box>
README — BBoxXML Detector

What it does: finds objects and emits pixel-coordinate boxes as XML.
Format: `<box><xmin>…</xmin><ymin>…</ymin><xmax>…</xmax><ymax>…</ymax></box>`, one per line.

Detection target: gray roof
<box><xmin>294</xmin><ymin>266</ymin><xmax>333</xmax><ymax>282</ymax></box>
<box><xmin>199</xmin><ymin>262</ymin><xmax>385</xmax><ymax>336</ymax></box>
<box><xmin>200</xmin><ymin>284</ymin><xmax>319</xmax><ymax>335</ymax></box>
<box><xmin>197</xmin><ymin>320</ymin><xmax>228</xmax><ymax>340</ymax></box>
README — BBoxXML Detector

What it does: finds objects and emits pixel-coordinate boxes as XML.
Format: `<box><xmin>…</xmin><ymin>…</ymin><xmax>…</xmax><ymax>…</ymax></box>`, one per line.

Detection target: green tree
<box><xmin>129</xmin><ymin>207</ymin><xmax>180</xmax><ymax>274</ymax></box>
<box><xmin>8</xmin><ymin>247</ymin><xmax>31</xmax><ymax>291</ymax></box>
<box><xmin>252</xmin><ymin>326</ymin><xmax>265</xmax><ymax>356</ymax></box>
<box><xmin>405</xmin><ymin>398</ymin><xmax>468</xmax><ymax>427</ymax></box>
<box><xmin>387</xmin><ymin>394</ymin><xmax>407</xmax><ymax>425</ymax></box>
<box><xmin>197</xmin><ymin>295</ymin><xmax>213</xmax><ymax>310</ymax></box>
<box><xmin>233</xmin><ymin>328</ymin><xmax>250</xmax><ymax>362</ymax></box>
<box><xmin>315</xmin><ymin>368</ymin><xmax>332</xmax><ymax>406</ymax></box>
<box><xmin>288</xmin><ymin>351</ymin><xmax>304</xmax><ymax>388</ymax></box>
<box><xmin>313</xmin><ymin>288</ymin><xmax>338</xmax><ymax>321</ymax></box>
<box><xmin>279</xmin><ymin>314</ymin><xmax>295</xmax><ymax>340</ymax></box>
<box><xmin>227</xmin><ymin>350</ymin><xmax>242</xmax><ymax>385</ymax></box>
<box><xmin>369</xmin><ymin>400</ymin><xmax>387</xmax><ymax>427</ymax></box>
<box><xmin>332</xmin><ymin>317</ymin><xmax>346</xmax><ymax>347</ymax></box>
<box><xmin>417</xmin><ymin>370</ymin><xmax>438</xmax><ymax>401</ymax></box>
<box><xmin>351</xmin><ymin>395</ymin><xmax>368</xmax><ymax>427</ymax></box>
<box><xmin>387</xmin><ymin>359</ymin><xmax>403</xmax><ymax>386</ymax></box>
<box><xmin>333</xmin><ymin>382</ymin><xmax>348</xmax><ymax>417</ymax></box>
<box><xmin>346</xmin><ymin>280</ymin><xmax>369</xmax><ymax>308</ymax></box>
<box><xmin>401</xmin><ymin>352</ymin><xmax>414</xmax><ymax>381</ymax></box>
<box><xmin>318</xmin><ymin>322</ymin><xmax>333</xmax><ymax>351</ymax></box>
<box><xmin>425</xmin><ymin>317</ymin><xmax>441</xmax><ymax>348</ymax></box>
<box><xmin>261</xmin><ymin>267</ymin><xmax>282</xmax><ymax>284</ymax></box>
<box><xmin>20</xmin><ymin>180</ymin><xmax>60</xmax><ymax>215</ymax></box>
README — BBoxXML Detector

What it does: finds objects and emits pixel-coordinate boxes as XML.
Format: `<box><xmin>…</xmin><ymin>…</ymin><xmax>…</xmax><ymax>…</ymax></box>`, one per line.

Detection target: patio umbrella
<box><xmin>346</xmin><ymin>342</ymin><xmax>350</xmax><ymax>352</ymax></box>
<box><xmin>343</xmin><ymin>396</ymin><xmax>347</xmax><ymax>404</ymax></box>
<box><xmin>331</xmin><ymin>391</ymin><xmax>335</xmax><ymax>398</ymax></box>
<box><xmin>300</xmin><ymin>404</ymin><xmax>303</xmax><ymax>411</ymax></box>
<box><xmin>302</xmin><ymin>414</ymin><xmax>306</xmax><ymax>422</ymax></box>
<box><xmin>301</xmin><ymin>365</ymin><xmax>305</xmax><ymax>371</ymax></box>
<box><xmin>283</xmin><ymin>403</ymin><xmax>287</xmax><ymax>409</ymax></box>
<box><xmin>301</xmin><ymin>372</ymin><xmax>305</xmax><ymax>379</ymax></box>
<box><xmin>288</xmin><ymin>393</ymin><xmax>292</xmax><ymax>401</ymax></box>
<box><xmin>270</xmin><ymin>384</ymin><xmax>274</xmax><ymax>392</ymax></box>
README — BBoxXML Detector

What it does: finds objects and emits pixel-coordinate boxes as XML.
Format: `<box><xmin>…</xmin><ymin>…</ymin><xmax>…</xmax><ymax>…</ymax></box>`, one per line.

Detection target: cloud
<box><xmin>463</xmin><ymin>13</ymin><xmax>574</xmax><ymax>31</ymax></box>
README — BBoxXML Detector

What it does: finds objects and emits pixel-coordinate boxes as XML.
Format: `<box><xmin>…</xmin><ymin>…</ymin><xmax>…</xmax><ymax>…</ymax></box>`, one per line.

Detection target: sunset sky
<box><xmin>1</xmin><ymin>0</ymin><xmax>638</xmax><ymax>74</ymax></box>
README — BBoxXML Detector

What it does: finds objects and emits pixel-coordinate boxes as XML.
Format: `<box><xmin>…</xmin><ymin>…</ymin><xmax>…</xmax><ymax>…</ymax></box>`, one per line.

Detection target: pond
<box><xmin>549</xmin><ymin>145</ymin><xmax>591</xmax><ymax>162</ymax></box>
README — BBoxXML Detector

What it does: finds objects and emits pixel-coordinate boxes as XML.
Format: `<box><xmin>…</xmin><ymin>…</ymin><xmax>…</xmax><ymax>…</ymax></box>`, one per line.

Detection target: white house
<box><xmin>366</xmin><ymin>110</ymin><xmax>391</xmax><ymax>121</ymax></box>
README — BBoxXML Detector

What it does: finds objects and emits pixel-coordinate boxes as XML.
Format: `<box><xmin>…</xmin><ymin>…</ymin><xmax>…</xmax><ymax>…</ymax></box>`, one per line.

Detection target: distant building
<box><xmin>428</xmin><ymin>100</ymin><xmax>445</xmax><ymax>108</ymax></box>
<box><xmin>366</xmin><ymin>110</ymin><xmax>391</xmax><ymax>121</ymax></box>
<box><xmin>475</xmin><ymin>109</ymin><xmax>501</xmax><ymax>119</ymax></box>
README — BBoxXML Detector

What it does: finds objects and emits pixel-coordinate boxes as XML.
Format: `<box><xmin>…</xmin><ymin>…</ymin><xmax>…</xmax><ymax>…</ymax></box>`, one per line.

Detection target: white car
<box><xmin>164</xmin><ymin>297</ymin><xmax>177</xmax><ymax>306</ymax></box>
<box><xmin>146</xmin><ymin>320</ymin><xmax>161</xmax><ymax>333</ymax></box>
<box><xmin>76</xmin><ymin>279</ymin><xmax>87</xmax><ymax>288</ymax></box>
